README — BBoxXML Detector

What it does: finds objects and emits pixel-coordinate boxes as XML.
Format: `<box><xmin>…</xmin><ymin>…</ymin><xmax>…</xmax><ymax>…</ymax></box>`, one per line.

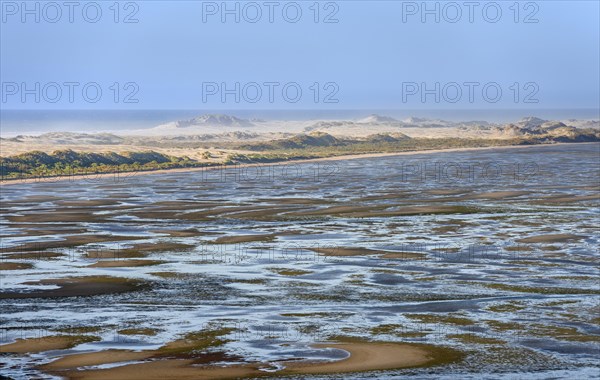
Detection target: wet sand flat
<box><xmin>0</xmin><ymin>262</ymin><xmax>34</xmax><ymax>270</ymax></box>
<box><xmin>1</xmin><ymin>143</ymin><xmax>599</xmax><ymax>379</ymax></box>
<box><xmin>212</xmin><ymin>234</ymin><xmax>277</xmax><ymax>244</ymax></box>
<box><xmin>311</xmin><ymin>247</ymin><xmax>425</xmax><ymax>259</ymax></box>
<box><xmin>87</xmin><ymin>259</ymin><xmax>166</xmax><ymax>268</ymax></box>
<box><xmin>516</xmin><ymin>234</ymin><xmax>585</xmax><ymax>244</ymax></box>
<box><xmin>0</xmin><ymin>234</ymin><xmax>136</xmax><ymax>251</ymax></box>
<box><xmin>48</xmin><ymin>342</ymin><xmax>448</xmax><ymax>380</ymax></box>
<box><xmin>286</xmin><ymin>342</ymin><xmax>436</xmax><ymax>374</ymax></box>
<box><xmin>0</xmin><ymin>276</ymin><xmax>147</xmax><ymax>299</ymax></box>
<box><xmin>0</xmin><ymin>336</ymin><xmax>99</xmax><ymax>354</ymax></box>
<box><xmin>60</xmin><ymin>359</ymin><xmax>264</xmax><ymax>380</ymax></box>
<box><xmin>41</xmin><ymin>350</ymin><xmax>155</xmax><ymax>370</ymax></box>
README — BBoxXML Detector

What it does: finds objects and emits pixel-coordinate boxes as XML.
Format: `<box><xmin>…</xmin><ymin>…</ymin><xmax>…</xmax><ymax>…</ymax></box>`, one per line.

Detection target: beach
<box><xmin>0</xmin><ymin>142</ymin><xmax>587</xmax><ymax>186</ymax></box>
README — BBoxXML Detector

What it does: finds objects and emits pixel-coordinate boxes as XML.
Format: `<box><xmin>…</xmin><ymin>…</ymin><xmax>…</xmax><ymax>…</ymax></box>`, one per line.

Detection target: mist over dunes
<box><xmin>1</xmin><ymin>114</ymin><xmax>598</xmax><ymax>181</ymax></box>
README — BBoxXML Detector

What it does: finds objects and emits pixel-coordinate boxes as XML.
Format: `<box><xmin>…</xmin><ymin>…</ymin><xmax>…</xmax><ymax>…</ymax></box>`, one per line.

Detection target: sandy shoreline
<box><xmin>0</xmin><ymin>142</ymin><xmax>596</xmax><ymax>186</ymax></box>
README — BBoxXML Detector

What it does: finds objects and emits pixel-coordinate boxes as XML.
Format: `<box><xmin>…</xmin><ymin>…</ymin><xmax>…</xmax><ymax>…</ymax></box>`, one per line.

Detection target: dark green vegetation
<box><xmin>228</xmin><ymin>131</ymin><xmax>599</xmax><ymax>166</ymax></box>
<box><xmin>238</xmin><ymin>131</ymin><xmax>600</xmax><ymax>153</ymax></box>
<box><xmin>241</xmin><ymin>132</ymin><xmax>491</xmax><ymax>152</ymax></box>
<box><xmin>0</xmin><ymin>149</ymin><xmax>197</xmax><ymax>180</ymax></box>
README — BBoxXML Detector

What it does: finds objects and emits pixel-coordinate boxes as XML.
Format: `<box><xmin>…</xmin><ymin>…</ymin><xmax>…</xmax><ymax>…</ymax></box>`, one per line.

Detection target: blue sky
<box><xmin>1</xmin><ymin>0</ymin><xmax>599</xmax><ymax>111</ymax></box>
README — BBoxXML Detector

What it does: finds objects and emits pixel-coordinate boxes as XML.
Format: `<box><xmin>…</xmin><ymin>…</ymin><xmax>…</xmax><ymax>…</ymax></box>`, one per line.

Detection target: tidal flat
<box><xmin>0</xmin><ymin>143</ymin><xmax>599</xmax><ymax>379</ymax></box>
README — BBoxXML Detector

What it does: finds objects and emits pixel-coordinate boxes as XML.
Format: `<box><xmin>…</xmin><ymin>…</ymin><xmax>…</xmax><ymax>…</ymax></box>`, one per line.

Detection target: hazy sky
<box><xmin>1</xmin><ymin>1</ymin><xmax>599</xmax><ymax>111</ymax></box>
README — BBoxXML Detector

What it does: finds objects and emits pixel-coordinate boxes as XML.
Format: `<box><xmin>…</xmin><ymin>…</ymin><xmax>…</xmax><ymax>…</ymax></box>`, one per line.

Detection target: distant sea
<box><xmin>1</xmin><ymin>109</ymin><xmax>598</xmax><ymax>137</ymax></box>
